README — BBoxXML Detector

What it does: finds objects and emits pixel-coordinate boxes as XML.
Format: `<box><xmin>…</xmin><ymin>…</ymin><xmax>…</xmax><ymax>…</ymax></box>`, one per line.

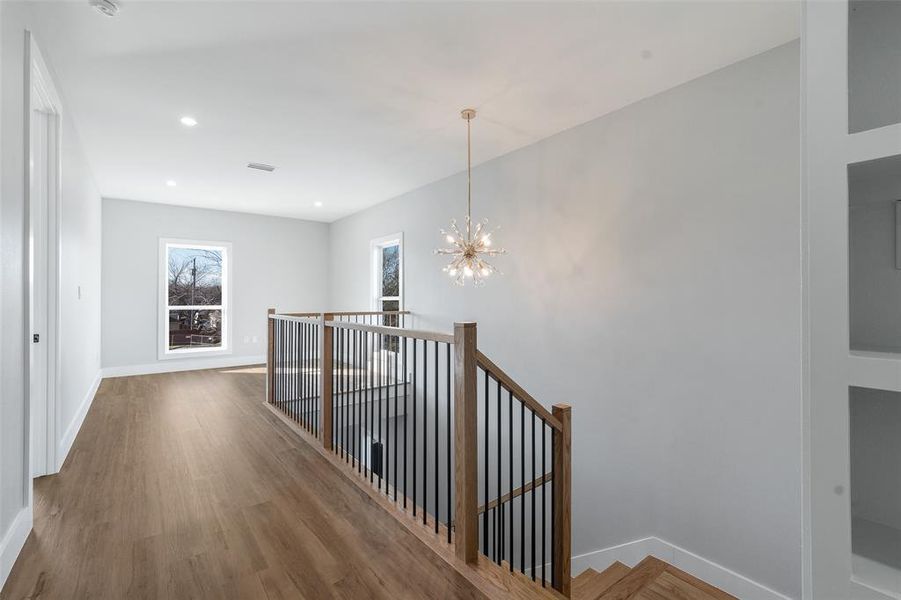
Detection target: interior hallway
<box><xmin>0</xmin><ymin>367</ymin><xmax>484</xmax><ymax>600</ymax></box>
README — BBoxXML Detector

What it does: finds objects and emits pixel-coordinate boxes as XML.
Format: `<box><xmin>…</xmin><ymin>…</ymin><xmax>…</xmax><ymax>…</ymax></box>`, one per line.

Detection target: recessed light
<box><xmin>180</xmin><ymin>116</ymin><xmax>197</xmax><ymax>127</ymax></box>
<box><xmin>166</xmin><ymin>180</ymin><xmax>177</xmax><ymax>187</ymax></box>
<box><xmin>314</xmin><ymin>201</ymin><xmax>323</xmax><ymax>207</ymax></box>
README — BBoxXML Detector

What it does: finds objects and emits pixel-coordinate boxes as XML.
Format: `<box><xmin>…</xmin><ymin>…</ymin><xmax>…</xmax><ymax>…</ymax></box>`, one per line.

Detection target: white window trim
<box><xmin>158</xmin><ymin>238</ymin><xmax>232</xmax><ymax>360</ymax></box>
<box><xmin>370</xmin><ymin>232</ymin><xmax>404</xmax><ymax>312</ymax></box>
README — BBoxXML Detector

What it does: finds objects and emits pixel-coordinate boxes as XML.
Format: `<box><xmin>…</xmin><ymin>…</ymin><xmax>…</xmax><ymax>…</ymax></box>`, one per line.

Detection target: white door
<box><xmin>29</xmin><ymin>108</ymin><xmax>52</xmax><ymax>478</ymax></box>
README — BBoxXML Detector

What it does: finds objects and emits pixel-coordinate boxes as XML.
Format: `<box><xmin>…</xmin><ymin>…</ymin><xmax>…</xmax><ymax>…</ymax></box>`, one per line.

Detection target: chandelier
<box><xmin>434</xmin><ymin>108</ymin><xmax>506</xmax><ymax>286</ymax></box>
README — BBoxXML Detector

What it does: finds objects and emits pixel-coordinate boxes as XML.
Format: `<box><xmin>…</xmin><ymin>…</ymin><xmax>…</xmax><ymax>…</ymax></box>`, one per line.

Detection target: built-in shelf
<box><xmin>850</xmin><ymin>386</ymin><xmax>901</xmax><ymax>599</ymax></box>
<box><xmin>849</xmin><ymin>0</ymin><xmax>901</xmax><ymax>135</ymax></box>
<box><xmin>848</xmin><ymin>123</ymin><xmax>901</xmax><ymax>165</ymax></box>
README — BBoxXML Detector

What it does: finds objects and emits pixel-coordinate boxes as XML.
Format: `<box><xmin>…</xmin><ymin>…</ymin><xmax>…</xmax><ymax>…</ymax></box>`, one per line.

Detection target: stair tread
<box><xmin>596</xmin><ymin>556</ymin><xmax>736</xmax><ymax>600</ymax></box>
<box><xmin>573</xmin><ymin>562</ymin><xmax>632</xmax><ymax>600</ymax></box>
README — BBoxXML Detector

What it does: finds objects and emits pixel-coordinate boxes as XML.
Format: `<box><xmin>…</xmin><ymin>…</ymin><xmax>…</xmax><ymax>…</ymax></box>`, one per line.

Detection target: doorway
<box><xmin>27</xmin><ymin>33</ymin><xmax>62</xmax><ymax>480</ymax></box>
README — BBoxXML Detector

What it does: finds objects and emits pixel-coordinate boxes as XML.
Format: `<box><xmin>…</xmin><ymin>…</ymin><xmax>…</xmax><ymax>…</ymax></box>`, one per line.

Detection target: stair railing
<box><xmin>266</xmin><ymin>309</ymin><xmax>571</xmax><ymax>597</ymax></box>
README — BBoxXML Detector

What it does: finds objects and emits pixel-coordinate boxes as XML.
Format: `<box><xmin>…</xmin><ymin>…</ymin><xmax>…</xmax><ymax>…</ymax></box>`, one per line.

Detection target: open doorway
<box><xmin>27</xmin><ymin>33</ymin><xmax>62</xmax><ymax>480</ymax></box>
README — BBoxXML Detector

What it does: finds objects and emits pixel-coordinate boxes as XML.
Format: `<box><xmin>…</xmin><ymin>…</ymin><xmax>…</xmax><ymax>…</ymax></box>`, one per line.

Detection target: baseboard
<box><xmin>0</xmin><ymin>506</ymin><xmax>32</xmax><ymax>593</ymax></box>
<box><xmin>101</xmin><ymin>354</ymin><xmax>266</xmax><ymax>378</ymax></box>
<box><xmin>56</xmin><ymin>369</ymin><xmax>102</xmax><ymax>471</ymax></box>
<box><xmin>571</xmin><ymin>536</ymin><xmax>794</xmax><ymax>600</ymax></box>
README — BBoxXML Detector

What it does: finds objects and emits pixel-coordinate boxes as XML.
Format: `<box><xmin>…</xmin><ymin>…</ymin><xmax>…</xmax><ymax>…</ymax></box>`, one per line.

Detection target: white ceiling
<box><xmin>29</xmin><ymin>1</ymin><xmax>799</xmax><ymax>222</ymax></box>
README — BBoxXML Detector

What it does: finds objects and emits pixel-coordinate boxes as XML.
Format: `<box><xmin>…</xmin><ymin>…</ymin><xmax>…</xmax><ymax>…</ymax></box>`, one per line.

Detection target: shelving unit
<box><xmin>807</xmin><ymin>1</ymin><xmax>901</xmax><ymax>598</ymax></box>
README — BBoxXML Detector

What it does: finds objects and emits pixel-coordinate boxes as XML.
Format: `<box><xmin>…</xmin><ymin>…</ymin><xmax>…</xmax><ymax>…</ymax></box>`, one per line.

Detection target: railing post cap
<box><xmin>552</xmin><ymin>403</ymin><xmax>572</xmax><ymax>414</ymax></box>
<box><xmin>454</xmin><ymin>321</ymin><xmax>477</xmax><ymax>328</ymax></box>
<box><xmin>268</xmin><ymin>307</ymin><xmax>276</xmax><ymax>314</ymax></box>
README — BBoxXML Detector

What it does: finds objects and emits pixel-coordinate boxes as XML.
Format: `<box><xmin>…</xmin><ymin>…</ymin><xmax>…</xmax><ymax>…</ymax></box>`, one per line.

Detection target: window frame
<box><xmin>370</xmin><ymin>232</ymin><xmax>404</xmax><ymax>315</ymax></box>
<box><xmin>158</xmin><ymin>237</ymin><xmax>232</xmax><ymax>360</ymax></box>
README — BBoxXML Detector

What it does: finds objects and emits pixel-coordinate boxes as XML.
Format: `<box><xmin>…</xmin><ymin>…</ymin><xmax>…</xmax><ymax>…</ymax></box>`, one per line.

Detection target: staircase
<box><xmin>572</xmin><ymin>556</ymin><xmax>736</xmax><ymax>600</ymax></box>
<box><xmin>265</xmin><ymin>308</ymin><xmax>736</xmax><ymax>600</ymax></box>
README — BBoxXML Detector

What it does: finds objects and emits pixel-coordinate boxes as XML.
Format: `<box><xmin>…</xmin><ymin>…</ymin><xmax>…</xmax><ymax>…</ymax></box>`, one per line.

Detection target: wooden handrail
<box><xmin>329</xmin><ymin>310</ymin><xmax>411</xmax><ymax>316</ymax></box>
<box><xmin>479</xmin><ymin>472</ymin><xmax>552</xmax><ymax>516</ymax></box>
<box><xmin>280</xmin><ymin>311</ymin><xmax>321</xmax><ymax>317</ymax></box>
<box><xmin>476</xmin><ymin>351</ymin><xmax>563</xmax><ymax>432</ymax></box>
<box><xmin>325</xmin><ymin>320</ymin><xmax>454</xmax><ymax>344</ymax></box>
<box><xmin>269</xmin><ymin>314</ymin><xmax>322</xmax><ymax>325</ymax></box>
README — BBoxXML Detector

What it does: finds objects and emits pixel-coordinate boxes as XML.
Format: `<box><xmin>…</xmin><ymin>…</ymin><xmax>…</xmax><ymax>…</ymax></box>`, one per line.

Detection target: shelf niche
<box><xmin>849</xmin><ymin>154</ymin><xmax>901</xmax><ymax>354</ymax></box>
<box><xmin>850</xmin><ymin>386</ymin><xmax>901</xmax><ymax>595</ymax></box>
<box><xmin>849</xmin><ymin>0</ymin><xmax>901</xmax><ymax>134</ymax></box>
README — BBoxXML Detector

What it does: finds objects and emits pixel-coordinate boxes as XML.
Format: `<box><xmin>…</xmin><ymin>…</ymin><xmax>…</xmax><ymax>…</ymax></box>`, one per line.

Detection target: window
<box><xmin>371</xmin><ymin>234</ymin><xmax>403</xmax><ymax>328</ymax></box>
<box><xmin>159</xmin><ymin>239</ymin><xmax>231</xmax><ymax>359</ymax></box>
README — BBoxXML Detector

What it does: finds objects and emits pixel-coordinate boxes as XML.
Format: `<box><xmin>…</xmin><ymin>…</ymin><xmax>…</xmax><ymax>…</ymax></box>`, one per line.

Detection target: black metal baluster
<box><xmin>509</xmin><ymin>389</ymin><xmax>513</xmax><ymax>571</ymax></box>
<box><xmin>412</xmin><ymin>339</ymin><xmax>418</xmax><ymax>516</ymax></box>
<box><xmin>550</xmin><ymin>428</ymin><xmax>555</xmax><ymax>590</ymax></box>
<box><xmin>520</xmin><ymin>400</ymin><xmax>525</xmax><ymax>574</ymax></box>
<box><xmin>378</xmin><ymin>332</ymin><xmax>383</xmax><ymax>491</ymax></box>
<box><xmin>483</xmin><ymin>370</ymin><xmax>489</xmax><ymax>555</ymax></box>
<box><xmin>332</xmin><ymin>323</ymin><xmax>337</xmax><ymax>454</ymax></box>
<box><xmin>542</xmin><ymin>419</ymin><xmax>547</xmax><ymax>587</ymax></box>
<box><xmin>301</xmin><ymin>322</ymin><xmax>305</xmax><ymax>425</ymax></box>
<box><xmin>531</xmin><ymin>410</ymin><xmax>536</xmax><ymax>581</ymax></box>
<box><xmin>404</xmin><ymin>337</ymin><xmax>409</xmax><ymax>509</ymax></box>
<box><xmin>445</xmin><ymin>342</ymin><xmax>451</xmax><ymax>543</ymax></box>
<box><xmin>315</xmin><ymin>322</ymin><xmax>319</xmax><ymax>437</ymax></box>
<box><xmin>335</xmin><ymin>329</ymin><xmax>347</xmax><ymax>458</ymax></box>
<box><xmin>422</xmin><ymin>339</ymin><xmax>428</xmax><ymax>526</ymax></box>
<box><xmin>434</xmin><ymin>340</ymin><xmax>439</xmax><ymax>534</ymax></box>
<box><xmin>393</xmin><ymin>343</ymin><xmax>399</xmax><ymax>502</ymax></box>
<box><xmin>496</xmin><ymin>378</ymin><xmax>502</xmax><ymax>564</ymax></box>
<box><xmin>369</xmin><ymin>330</ymin><xmax>375</xmax><ymax>483</ymax></box>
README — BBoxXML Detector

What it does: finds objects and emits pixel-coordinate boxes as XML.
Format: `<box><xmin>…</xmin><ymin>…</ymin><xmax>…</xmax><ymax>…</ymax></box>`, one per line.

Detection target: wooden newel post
<box><xmin>266</xmin><ymin>308</ymin><xmax>276</xmax><ymax>405</ymax></box>
<box><xmin>453</xmin><ymin>322</ymin><xmax>478</xmax><ymax>564</ymax></box>
<box><xmin>320</xmin><ymin>313</ymin><xmax>334</xmax><ymax>450</ymax></box>
<box><xmin>552</xmin><ymin>403</ymin><xmax>572</xmax><ymax>597</ymax></box>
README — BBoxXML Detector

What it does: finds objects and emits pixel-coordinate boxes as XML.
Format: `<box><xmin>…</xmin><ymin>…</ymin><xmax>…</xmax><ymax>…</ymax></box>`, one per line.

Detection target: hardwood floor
<box><xmin>1</xmin><ymin>367</ymin><xmax>485</xmax><ymax>600</ymax></box>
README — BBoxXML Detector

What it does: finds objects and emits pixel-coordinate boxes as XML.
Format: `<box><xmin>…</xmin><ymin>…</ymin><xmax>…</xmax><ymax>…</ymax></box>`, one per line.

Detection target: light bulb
<box><xmin>481</xmin><ymin>268</ymin><xmax>491</xmax><ymax>276</ymax></box>
<box><xmin>463</xmin><ymin>266</ymin><xmax>474</xmax><ymax>277</ymax></box>
<box><xmin>483</xmin><ymin>236</ymin><xmax>492</xmax><ymax>247</ymax></box>
<box><xmin>446</xmin><ymin>235</ymin><xmax>455</xmax><ymax>244</ymax></box>
<box><xmin>449</xmin><ymin>268</ymin><xmax>457</xmax><ymax>276</ymax></box>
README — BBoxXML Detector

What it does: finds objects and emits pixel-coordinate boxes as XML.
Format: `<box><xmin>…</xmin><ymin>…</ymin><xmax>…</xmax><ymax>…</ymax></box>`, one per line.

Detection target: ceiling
<box><xmin>29</xmin><ymin>1</ymin><xmax>799</xmax><ymax>222</ymax></box>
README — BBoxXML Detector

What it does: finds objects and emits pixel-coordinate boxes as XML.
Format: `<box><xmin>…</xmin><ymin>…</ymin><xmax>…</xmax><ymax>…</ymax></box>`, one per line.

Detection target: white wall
<box><xmin>1</xmin><ymin>1</ymin><xmax>103</xmax><ymax>588</ymax></box>
<box><xmin>328</xmin><ymin>42</ymin><xmax>801</xmax><ymax>597</ymax></box>
<box><xmin>101</xmin><ymin>198</ymin><xmax>329</xmax><ymax>373</ymax></box>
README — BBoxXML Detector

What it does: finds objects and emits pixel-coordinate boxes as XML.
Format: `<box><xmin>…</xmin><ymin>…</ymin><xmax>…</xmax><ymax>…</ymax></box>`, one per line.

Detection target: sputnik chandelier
<box><xmin>434</xmin><ymin>108</ymin><xmax>506</xmax><ymax>286</ymax></box>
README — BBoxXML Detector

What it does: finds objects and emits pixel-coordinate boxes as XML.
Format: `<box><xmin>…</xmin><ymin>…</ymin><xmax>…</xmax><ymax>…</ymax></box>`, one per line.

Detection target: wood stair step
<box><xmin>596</xmin><ymin>556</ymin><xmax>737</xmax><ymax>600</ymax></box>
<box><xmin>573</xmin><ymin>562</ymin><xmax>631</xmax><ymax>600</ymax></box>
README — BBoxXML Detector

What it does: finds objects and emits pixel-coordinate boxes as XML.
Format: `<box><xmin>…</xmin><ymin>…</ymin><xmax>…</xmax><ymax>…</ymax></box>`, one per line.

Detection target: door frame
<box><xmin>24</xmin><ymin>31</ymin><xmax>63</xmax><ymax>487</ymax></box>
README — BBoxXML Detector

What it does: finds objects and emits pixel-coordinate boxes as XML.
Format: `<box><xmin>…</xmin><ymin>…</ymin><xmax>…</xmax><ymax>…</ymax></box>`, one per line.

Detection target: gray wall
<box><xmin>101</xmin><ymin>198</ymin><xmax>330</xmax><ymax>370</ymax></box>
<box><xmin>1</xmin><ymin>1</ymin><xmax>103</xmax><ymax>585</ymax></box>
<box><xmin>328</xmin><ymin>42</ymin><xmax>801</xmax><ymax>597</ymax></box>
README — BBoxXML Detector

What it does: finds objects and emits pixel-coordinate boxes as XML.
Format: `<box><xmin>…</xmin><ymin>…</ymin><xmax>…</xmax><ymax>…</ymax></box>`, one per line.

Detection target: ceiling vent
<box><xmin>90</xmin><ymin>0</ymin><xmax>120</xmax><ymax>17</ymax></box>
<box><xmin>247</xmin><ymin>162</ymin><xmax>276</xmax><ymax>172</ymax></box>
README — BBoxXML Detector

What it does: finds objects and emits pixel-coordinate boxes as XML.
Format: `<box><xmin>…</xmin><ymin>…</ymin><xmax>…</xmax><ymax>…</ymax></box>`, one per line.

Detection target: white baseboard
<box><xmin>101</xmin><ymin>354</ymin><xmax>266</xmax><ymax>378</ymax></box>
<box><xmin>571</xmin><ymin>536</ymin><xmax>794</xmax><ymax>600</ymax></box>
<box><xmin>0</xmin><ymin>506</ymin><xmax>32</xmax><ymax>593</ymax></box>
<box><xmin>56</xmin><ymin>370</ymin><xmax>102</xmax><ymax>472</ymax></box>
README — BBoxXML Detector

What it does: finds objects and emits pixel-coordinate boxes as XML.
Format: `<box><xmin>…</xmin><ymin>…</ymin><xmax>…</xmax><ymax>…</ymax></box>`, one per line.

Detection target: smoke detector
<box><xmin>90</xmin><ymin>0</ymin><xmax>120</xmax><ymax>17</ymax></box>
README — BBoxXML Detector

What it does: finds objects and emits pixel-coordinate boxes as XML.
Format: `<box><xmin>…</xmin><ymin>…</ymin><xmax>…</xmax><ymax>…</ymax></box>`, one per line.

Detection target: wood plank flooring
<box><xmin>1</xmin><ymin>367</ymin><xmax>485</xmax><ymax>600</ymax></box>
